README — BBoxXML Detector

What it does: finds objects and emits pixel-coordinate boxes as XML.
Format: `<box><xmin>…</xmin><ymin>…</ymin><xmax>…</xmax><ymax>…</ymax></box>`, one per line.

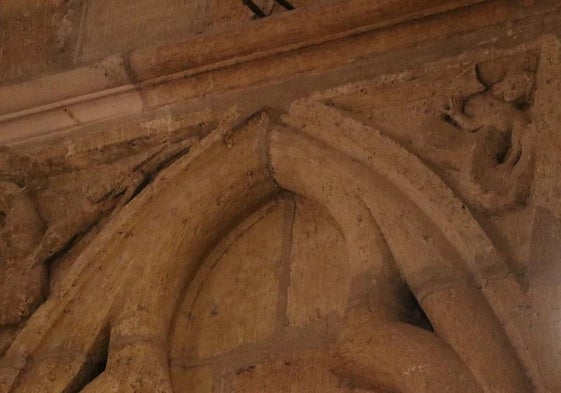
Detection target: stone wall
<box><xmin>1</xmin><ymin>1</ymin><xmax>561</xmax><ymax>393</ymax></box>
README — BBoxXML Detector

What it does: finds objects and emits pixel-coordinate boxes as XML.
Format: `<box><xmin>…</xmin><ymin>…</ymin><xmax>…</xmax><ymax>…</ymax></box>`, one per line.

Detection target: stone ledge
<box><xmin>0</xmin><ymin>56</ymin><xmax>131</xmax><ymax>119</ymax></box>
<box><xmin>129</xmin><ymin>0</ymin><xmax>484</xmax><ymax>82</ymax></box>
<box><xmin>0</xmin><ymin>0</ymin><xmax>557</xmax><ymax>146</ymax></box>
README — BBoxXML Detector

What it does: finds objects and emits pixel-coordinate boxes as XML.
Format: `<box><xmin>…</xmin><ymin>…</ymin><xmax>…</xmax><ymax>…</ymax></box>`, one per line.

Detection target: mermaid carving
<box><xmin>443</xmin><ymin>57</ymin><xmax>537</xmax><ymax>211</ymax></box>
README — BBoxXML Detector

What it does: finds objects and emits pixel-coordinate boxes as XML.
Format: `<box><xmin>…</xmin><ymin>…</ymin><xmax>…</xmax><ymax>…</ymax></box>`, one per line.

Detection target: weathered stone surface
<box><xmin>79</xmin><ymin>0</ymin><xmax>206</xmax><ymax>62</ymax></box>
<box><xmin>335</xmin><ymin>307</ymin><xmax>483</xmax><ymax>393</ymax></box>
<box><xmin>128</xmin><ymin>0</ymin><xmax>487</xmax><ymax>82</ymax></box>
<box><xmin>180</xmin><ymin>198</ymin><xmax>288</xmax><ymax>359</ymax></box>
<box><xmin>3</xmin><ymin>1</ymin><xmax>560</xmax><ymax>144</ymax></box>
<box><xmin>0</xmin><ymin>0</ymin><xmax>83</xmax><ymax>84</ymax></box>
<box><xmin>80</xmin><ymin>0</ymin><xmax>330</xmax><ymax>64</ymax></box>
<box><xmin>287</xmin><ymin>197</ymin><xmax>349</xmax><ymax>326</ymax></box>
<box><xmin>171</xmin><ymin>365</ymin><xmax>214</xmax><ymax>393</ymax></box>
<box><xmin>1</xmin><ymin>3</ymin><xmax>561</xmax><ymax>393</ymax></box>
<box><xmin>0</xmin><ymin>55</ymin><xmax>130</xmax><ymax>117</ymax></box>
<box><xmin>228</xmin><ymin>351</ymin><xmax>375</xmax><ymax>393</ymax></box>
<box><xmin>204</xmin><ymin>0</ymin><xmax>256</xmax><ymax>30</ymax></box>
<box><xmin>530</xmin><ymin>37</ymin><xmax>561</xmax><ymax>294</ymax></box>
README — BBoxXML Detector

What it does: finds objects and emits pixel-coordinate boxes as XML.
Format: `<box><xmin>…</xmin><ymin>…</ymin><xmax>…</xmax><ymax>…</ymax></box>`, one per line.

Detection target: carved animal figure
<box><xmin>442</xmin><ymin>69</ymin><xmax>536</xmax><ymax>210</ymax></box>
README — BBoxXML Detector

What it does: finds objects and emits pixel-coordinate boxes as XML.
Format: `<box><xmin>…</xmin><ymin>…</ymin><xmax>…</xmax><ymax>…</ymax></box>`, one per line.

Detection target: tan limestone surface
<box><xmin>1</xmin><ymin>2</ymin><xmax>561</xmax><ymax>393</ymax></box>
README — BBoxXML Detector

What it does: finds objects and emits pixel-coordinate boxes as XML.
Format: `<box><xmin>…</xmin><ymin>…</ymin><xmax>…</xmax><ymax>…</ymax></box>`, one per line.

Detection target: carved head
<box><xmin>491</xmin><ymin>70</ymin><xmax>536</xmax><ymax>104</ymax></box>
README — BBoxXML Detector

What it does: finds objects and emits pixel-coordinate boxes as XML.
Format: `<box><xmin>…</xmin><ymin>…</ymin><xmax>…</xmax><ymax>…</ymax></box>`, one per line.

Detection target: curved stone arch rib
<box><xmin>264</xmin><ymin>128</ymin><xmax>484</xmax><ymax>393</ymax></box>
<box><xmin>269</xmin><ymin>125</ymin><xmax>531</xmax><ymax>393</ymax></box>
<box><xmin>0</xmin><ymin>112</ymin><xmax>262</xmax><ymax>391</ymax></box>
<box><xmin>281</xmin><ymin>99</ymin><xmax>539</xmax><ymax>384</ymax></box>
<box><xmin>0</xmin><ymin>107</ymin><xmax>534</xmax><ymax>393</ymax></box>
<box><xmin>282</xmin><ymin>100</ymin><xmax>507</xmax><ymax>282</ymax></box>
<box><xmin>0</xmin><ymin>113</ymin><xmax>279</xmax><ymax>393</ymax></box>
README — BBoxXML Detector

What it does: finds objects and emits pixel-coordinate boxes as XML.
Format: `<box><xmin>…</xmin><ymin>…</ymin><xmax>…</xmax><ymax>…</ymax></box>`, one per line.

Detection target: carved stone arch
<box><xmin>0</xmin><ymin>113</ymin><xmax>279</xmax><ymax>393</ymax></box>
<box><xmin>270</xmin><ymin>101</ymin><xmax>534</xmax><ymax>392</ymax></box>
<box><xmin>0</xmin><ymin>105</ymin><xmax>537</xmax><ymax>392</ymax></box>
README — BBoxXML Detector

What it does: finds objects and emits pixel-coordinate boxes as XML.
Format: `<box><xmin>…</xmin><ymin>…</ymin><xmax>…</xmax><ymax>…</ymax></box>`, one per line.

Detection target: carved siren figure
<box><xmin>442</xmin><ymin>53</ymin><xmax>538</xmax><ymax>211</ymax></box>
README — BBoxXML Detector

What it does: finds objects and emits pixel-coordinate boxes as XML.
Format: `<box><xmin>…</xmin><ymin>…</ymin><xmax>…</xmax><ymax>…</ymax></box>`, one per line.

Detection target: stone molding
<box><xmin>0</xmin><ymin>105</ymin><xmax>535</xmax><ymax>392</ymax></box>
<box><xmin>2</xmin><ymin>0</ymin><xmax>558</xmax><ymax>145</ymax></box>
<box><xmin>1</xmin><ymin>30</ymin><xmax>561</xmax><ymax>391</ymax></box>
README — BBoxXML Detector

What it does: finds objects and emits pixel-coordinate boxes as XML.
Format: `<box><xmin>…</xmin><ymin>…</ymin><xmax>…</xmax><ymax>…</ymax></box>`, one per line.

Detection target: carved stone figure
<box><xmin>0</xmin><ymin>5</ymin><xmax>560</xmax><ymax>391</ymax></box>
<box><xmin>442</xmin><ymin>60</ymin><xmax>537</xmax><ymax>211</ymax></box>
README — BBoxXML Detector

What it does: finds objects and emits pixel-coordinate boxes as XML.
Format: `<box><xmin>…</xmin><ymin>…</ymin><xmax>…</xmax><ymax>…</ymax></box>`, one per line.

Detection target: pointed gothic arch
<box><xmin>0</xmin><ymin>103</ymin><xmax>536</xmax><ymax>393</ymax></box>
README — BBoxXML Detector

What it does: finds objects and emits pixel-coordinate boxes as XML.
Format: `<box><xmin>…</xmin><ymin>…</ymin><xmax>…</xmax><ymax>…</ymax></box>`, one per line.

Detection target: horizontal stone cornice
<box><xmin>0</xmin><ymin>0</ymin><xmax>557</xmax><ymax>145</ymax></box>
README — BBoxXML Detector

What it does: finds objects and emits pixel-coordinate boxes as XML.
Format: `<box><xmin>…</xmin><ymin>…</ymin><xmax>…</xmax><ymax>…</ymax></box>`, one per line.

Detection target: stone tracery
<box><xmin>0</xmin><ymin>97</ymin><xmax>552</xmax><ymax>391</ymax></box>
<box><xmin>0</xmin><ymin>6</ymin><xmax>560</xmax><ymax>392</ymax></box>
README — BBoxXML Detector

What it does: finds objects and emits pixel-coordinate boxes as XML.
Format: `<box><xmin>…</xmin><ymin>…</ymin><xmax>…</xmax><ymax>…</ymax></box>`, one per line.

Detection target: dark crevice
<box><xmin>67</xmin><ymin>325</ymin><xmax>110</xmax><ymax>393</ymax></box>
<box><xmin>275</xmin><ymin>0</ymin><xmax>295</xmax><ymax>10</ymax></box>
<box><xmin>242</xmin><ymin>0</ymin><xmax>267</xmax><ymax>18</ymax></box>
<box><xmin>126</xmin><ymin>146</ymin><xmax>191</xmax><ymax>204</ymax></box>
<box><xmin>405</xmin><ymin>291</ymin><xmax>434</xmax><ymax>332</ymax></box>
<box><xmin>149</xmin><ymin>146</ymin><xmax>191</xmax><ymax>176</ymax></box>
<box><xmin>124</xmin><ymin>174</ymin><xmax>151</xmax><ymax>204</ymax></box>
<box><xmin>44</xmin><ymin>228</ymin><xmax>86</xmax><ymax>272</ymax></box>
<box><xmin>42</xmin><ymin>232</ymin><xmax>82</xmax><ymax>303</ymax></box>
<box><xmin>43</xmin><ymin>215</ymin><xmax>108</xmax><ymax>303</ymax></box>
<box><xmin>515</xmin><ymin>101</ymin><xmax>531</xmax><ymax>111</ymax></box>
<box><xmin>475</xmin><ymin>63</ymin><xmax>493</xmax><ymax>89</ymax></box>
<box><xmin>495</xmin><ymin>130</ymin><xmax>512</xmax><ymax>164</ymax></box>
<box><xmin>44</xmin><ymin>233</ymin><xmax>80</xmax><ymax>267</ymax></box>
<box><xmin>95</xmin><ymin>186</ymin><xmax>125</xmax><ymax>204</ymax></box>
<box><xmin>441</xmin><ymin>114</ymin><xmax>461</xmax><ymax>129</ymax></box>
<box><xmin>242</xmin><ymin>0</ymin><xmax>295</xmax><ymax>18</ymax></box>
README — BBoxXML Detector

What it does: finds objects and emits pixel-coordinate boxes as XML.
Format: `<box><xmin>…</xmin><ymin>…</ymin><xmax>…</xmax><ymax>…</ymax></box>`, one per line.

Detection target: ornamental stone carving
<box><xmin>0</xmin><ymin>6</ymin><xmax>560</xmax><ymax>393</ymax></box>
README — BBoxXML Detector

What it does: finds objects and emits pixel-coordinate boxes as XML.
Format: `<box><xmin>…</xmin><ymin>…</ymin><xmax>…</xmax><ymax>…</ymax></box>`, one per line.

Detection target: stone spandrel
<box><xmin>1</xmin><ymin>3</ymin><xmax>561</xmax><ymax>393</ymax></box>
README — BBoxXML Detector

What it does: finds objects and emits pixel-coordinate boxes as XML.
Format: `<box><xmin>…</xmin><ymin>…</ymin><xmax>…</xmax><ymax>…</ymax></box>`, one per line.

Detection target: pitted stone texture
<box><xmin>79</xmin><ymin>0</ymin><xmax>207</xmax><ymax>62</ymax></box>
<box><xmin>171</xmin><ymin>365</ymin><xmax>214</xmax><ymax>393</ymax></box>
<box><xmin>228</xmin><ymin>351</ymin><xmax>376</xmax><ymax>393</ymax></box>
<box><xmin>205</xmin><ymin>0</ymin><xmax>256</xmax><ymax>30</ymax></box>
<box><xmin>182</xmin><ymin>200</ymin><xmax>287</xmax><ymax>359</ymax></box>
<box><xmin>287</xmin><ymin>197</ymin><xmax>349</xmax><ymax>326</ymax></box>
<box><xmin>0</xmin><ymin>0</ymin><xmax>83</xmax><ymax>83</ymax></box>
